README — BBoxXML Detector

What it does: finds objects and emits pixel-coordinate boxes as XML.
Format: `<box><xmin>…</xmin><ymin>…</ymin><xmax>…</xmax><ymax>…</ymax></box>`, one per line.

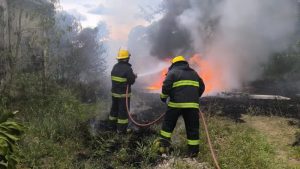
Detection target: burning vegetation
<box><xmin>146</xmin><ymin>54</ymin><xmax>226</xmax><ymax>94</ymax></box>
<box><xmin>0</xmin><ymin>0</ymin><xmax>300</xmax><ymax>169</ymax></box>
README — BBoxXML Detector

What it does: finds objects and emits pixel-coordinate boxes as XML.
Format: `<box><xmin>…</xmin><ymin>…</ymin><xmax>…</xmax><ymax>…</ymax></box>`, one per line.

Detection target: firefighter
<box><xmin>108</xmin><ymin>49</ymin><xmax>137</xmax><ymax>133</ymax></box>
<box><xmin>156</xmin><ymin>55</ymin><xmax>205</xmax><ymax>157</ymax></box>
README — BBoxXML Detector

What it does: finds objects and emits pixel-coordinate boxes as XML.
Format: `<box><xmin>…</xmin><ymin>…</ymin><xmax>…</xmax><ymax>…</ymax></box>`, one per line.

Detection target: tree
<box><xmin>0</xmin><ymin>0</ymin><xmax>108</xmax><ymax>101</ymax></box>
<box><xmin>62</xmin><ymin>23</ymin><xmax>108</xmax><ymax>101</ymax></box>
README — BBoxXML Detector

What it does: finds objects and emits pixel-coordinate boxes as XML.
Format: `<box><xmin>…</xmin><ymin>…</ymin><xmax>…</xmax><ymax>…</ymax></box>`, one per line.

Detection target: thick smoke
<box><xmin>147</xmin><ymin>0</ymin><xmax>192</xmax><ymax>57</ymax></box>
<box><xmin>128</xmin><ymin>0</ymin><xmax>299</xmax><ymax>91</ymax></box>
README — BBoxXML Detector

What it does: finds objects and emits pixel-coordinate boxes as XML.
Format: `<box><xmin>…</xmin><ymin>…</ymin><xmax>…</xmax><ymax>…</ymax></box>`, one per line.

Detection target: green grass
<box><xmin>83</xmin><ymin>129</ymin><xmax>161</xmax><ymax>169</ymax></box>
<box><xmin>138</xmin><ymin>114</ymin><xmax>291</xmax><ymax>169</ymax></box>
<box><xmin>13</xmin><ymin>88</ymin><xmax>161</xmax><ymax>169</ymax></box>
<box><xmin>291</xmin><ymin>146</ymin><xmax>300</xmax><ymax>159</ymax></box>
<box><xmin>14</xmin><ymin>89</ymin><xmax>105</xmax><ymax>169</ymax></box>
<box><xmin>200</xmin><ymin>116</ymin><xmax>287</xmax><ymax>169</ymax></box>
<box><xmin>2</xmin><ymin>88</ymin><xmax>297</xmax><ymax>169</ymax></box>
<box><xmin>242</xmin><ymin>115</ymin><xmax>300</xmax><ymax>169</ymax></box>
<box><xmin>291</xmin><ymin>131</ymin><xmax>300</xmax><ymax>160</ymax></box>
<box><xmin>167</xmin><ymin>115</ymin><xmax>289</xmax><ymax>169</ymax></box>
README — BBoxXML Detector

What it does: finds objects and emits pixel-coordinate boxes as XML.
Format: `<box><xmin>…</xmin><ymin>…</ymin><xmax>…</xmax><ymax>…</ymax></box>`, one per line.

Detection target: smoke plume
<box><xmin>128</xmin><ymin>0</ymin><xmax>299</xmax><ymax>92</ymax></box>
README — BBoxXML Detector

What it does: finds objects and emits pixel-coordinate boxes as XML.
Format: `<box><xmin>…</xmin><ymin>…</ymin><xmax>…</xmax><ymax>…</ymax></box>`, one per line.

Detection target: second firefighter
<box><xmin>158</xmin><ymin>55</ymin><xmax>205</xmax><ymax>157</ymax></box>
<box><xmin>109</xmin><ymin>49</ymin><xmax>137</xmax><ymax>133</ymax></box>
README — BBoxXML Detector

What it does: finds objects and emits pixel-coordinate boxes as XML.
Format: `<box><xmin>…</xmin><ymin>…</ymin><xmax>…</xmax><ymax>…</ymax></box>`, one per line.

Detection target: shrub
<box><xmin>0</xmin><ymin>111</ymin><xmax>24</xmax><ymax>169</ymax></box>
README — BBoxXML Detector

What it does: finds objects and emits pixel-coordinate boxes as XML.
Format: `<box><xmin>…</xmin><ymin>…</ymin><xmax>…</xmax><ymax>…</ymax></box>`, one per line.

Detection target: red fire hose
<box><xmin>125</xmin><ymin>86</ymin><xmax>166</xmax><ymax>127</ymax></box>
<box><xmin>199</xmin><ymin>110</ymin><xmax>221</xmax><ymax>169</ymax></box>
<box><xmin>125</xmin><ymin>85</ymin><xmax>221</xmax><ymax>169</ymax></box>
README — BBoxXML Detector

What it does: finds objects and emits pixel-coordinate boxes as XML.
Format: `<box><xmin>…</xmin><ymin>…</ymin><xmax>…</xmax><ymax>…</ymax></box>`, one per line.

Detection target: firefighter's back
<box><xmin>111</xmin><ymin>62</ymin><xmax>131</xmax><ymax>95</ymax></box>
<box><xmin>166</xmin><ymin>62</ymin><xmax>205</xmax><ymax>109</ymax></box>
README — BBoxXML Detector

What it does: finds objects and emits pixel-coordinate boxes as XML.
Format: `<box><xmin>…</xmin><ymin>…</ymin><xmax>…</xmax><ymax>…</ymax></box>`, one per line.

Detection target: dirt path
<box><xmin>242</xmin><ymin>115</ymin><xmax>300</xmax><ymax>168</ymax></box>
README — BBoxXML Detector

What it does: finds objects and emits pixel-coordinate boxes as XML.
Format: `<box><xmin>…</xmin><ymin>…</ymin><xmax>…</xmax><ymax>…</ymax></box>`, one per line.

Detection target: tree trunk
<box><xmin>0</xmin><ymin>0</ymin><xmax>10</xmax><ymax>94</ymax></box>
<box><xmin>7</xmin><ymin>0</ymin><xmax>11</xmax><ymax>53</ymax></box>
<box><xmin>14</xmin><ymin>8</ymin><xmax>23</xmax><ymax>60</ymax></box>
<box><xmin>0</xmin><ymin>0</ymin><xmax>9</xmax><ymax>58</ymax></box>
<box><xmin>1</xmin><ymin>0</ymin><xmax>9</xmax><ymax>49</ymax></box>
<box><xmin>42</xmin><ymin>20</ymin><xmax>49</xmax><ymax>95</ymax></box>
<box><xmin>6</xmin><ymin>7</ymin><xmax>23</xmax><ymax>96</ymax></box>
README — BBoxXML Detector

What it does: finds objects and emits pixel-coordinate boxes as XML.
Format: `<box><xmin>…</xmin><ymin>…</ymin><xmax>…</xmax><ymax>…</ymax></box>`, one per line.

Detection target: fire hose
<box><xmin>125</xmin><ymin>86</ymin><xmax>166</xmax><ymax>127</ymax></box>
<box><xmin>125</xmin><ymin>85</ymin><xmax>221</xmax><ymax>169</ymax></box>
<box><xmin>199</xmin><ymin>109</ymin><xmax>221</xmax><ymax>169</ymax></box>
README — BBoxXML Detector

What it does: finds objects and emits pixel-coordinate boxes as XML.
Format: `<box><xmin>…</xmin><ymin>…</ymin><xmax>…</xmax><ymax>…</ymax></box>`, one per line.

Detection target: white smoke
<box><xmin>125</xmin><ymin>0</ymin><xmax>298</xmax><ymax>92</ymax></box>
<box><xmin>175</xmin><ymin>0</ymin><xmax>298</xmax><ymax>90</ymax></box>
<box><xmin>98</xmin><ymin>0</ymin><xmax>162</xmax><ymax>72</ymax></box>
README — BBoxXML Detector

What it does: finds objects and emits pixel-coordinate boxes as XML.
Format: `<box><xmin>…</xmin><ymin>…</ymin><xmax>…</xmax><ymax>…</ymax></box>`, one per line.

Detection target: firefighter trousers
<box><xmin>109</xmin><ymin>97</ymin><xmax>130</xmax><ymax>133</ymax></box>
<box><xmin>160</xmin><ymin>108</ymin><xmax>200</xmax><ymax>155</ymax></box>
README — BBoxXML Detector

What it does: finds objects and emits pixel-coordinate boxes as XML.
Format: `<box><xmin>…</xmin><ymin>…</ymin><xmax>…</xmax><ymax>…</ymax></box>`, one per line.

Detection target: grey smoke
<box><xmin>128</xmin><ymin>0</ymin><xmax>299</xmax><ymax>91</ymax></box>
<box><xmin>147</xmin><ymin>0</ymin><xmax>192</xmax><ymax>57</ymax></box>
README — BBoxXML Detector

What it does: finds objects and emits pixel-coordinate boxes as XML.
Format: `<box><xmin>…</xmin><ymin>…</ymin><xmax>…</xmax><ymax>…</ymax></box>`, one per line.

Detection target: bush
<box><xmin>0</xmin><ymin>110</ymin><xmax>24</xmax><ymax>169</ymax></box>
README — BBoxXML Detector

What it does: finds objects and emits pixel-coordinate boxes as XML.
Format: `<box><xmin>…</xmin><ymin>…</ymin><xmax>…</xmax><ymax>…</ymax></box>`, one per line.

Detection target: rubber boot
<box><xmin>117</xmin><ymin>123</ymin><xmax>128</xmax><ymax>134</ymax></box>
<box><xmin>153</xmin><ymin>138</ymin><xmax>171</xmax><ymax>155</ymax></box>
<box><xmin>107</xmin><ymin>120</ymin><xmax>117</xmax><ymax>131</ymax></box>
<box><xmin>188</xmin><ymin>145</ymin><xmax>199</xmax><ymax>158</ymax></box>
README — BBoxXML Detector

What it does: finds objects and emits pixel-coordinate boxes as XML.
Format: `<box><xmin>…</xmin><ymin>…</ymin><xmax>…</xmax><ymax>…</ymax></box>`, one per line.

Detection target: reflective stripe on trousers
<box><xmin>109</xmin><ymin>115</ymin><xmax>117</xmax><ymax>121</ymax></box>
<box><xmin>187</xmin><ymin>139</ymin><xmax>200</xmax><ymax>145</ymax></box>
<box><xmin>160</xmin><ymin>130</ymin><xmax>172</xmax><ymax>138</ymax></box>
<box><xmin>117</xmin><ymin>118</ymin><xmax>128</xmax><ymax>124</ymax></box>
<box><xmin>112</xmin><ymin>93</ymin><xmax>131</xmax><ymax>98</ymax></box>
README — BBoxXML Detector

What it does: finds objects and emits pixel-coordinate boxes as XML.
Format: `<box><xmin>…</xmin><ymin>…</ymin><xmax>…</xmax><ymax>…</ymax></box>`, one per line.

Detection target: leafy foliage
<box><xmin>0</xmin><ymin>111</ymin><xmax>24</xmax><ymax>169</ymax></box>
<box><xmin>0</xmin><ymin>0</ymin><xmax>108</xmax><ymax>102</ymax></box>
<box><xmin>264</xmin><ymin>53</ymin><xmax>300</xmax><ymax>79</ymax></box>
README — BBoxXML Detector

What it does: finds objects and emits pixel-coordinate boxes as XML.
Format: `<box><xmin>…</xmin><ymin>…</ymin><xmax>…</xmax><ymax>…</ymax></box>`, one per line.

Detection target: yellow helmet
<box><xmin>171</xmin><ymin>56</ymin><xmax>186</xmax><ymax>63</ymax></box>
<box><xmin>117</xmin><ymin>49</ymin><xmax>130</xmax><ymax>59</ymax></box>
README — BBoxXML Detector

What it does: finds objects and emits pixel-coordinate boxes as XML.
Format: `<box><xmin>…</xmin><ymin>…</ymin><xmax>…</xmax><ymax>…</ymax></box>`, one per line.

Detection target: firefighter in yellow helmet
<box><xmin>108</xmin><ymin>49</ymin><xmax>137</xmax><ymax>133</ymax></box>
<box><xmin>156</xmin><ymin>55</ymin><xmax>205</xmax><ymax>157</ymax></box>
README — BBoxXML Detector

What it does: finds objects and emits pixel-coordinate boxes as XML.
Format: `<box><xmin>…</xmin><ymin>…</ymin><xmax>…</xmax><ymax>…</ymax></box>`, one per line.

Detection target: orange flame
<box><xmin>146</xmin><ymin>68</ymin><xmax>168</xmax><ymax>90</ymax></box>
<box><xmin>189</xmin><ymin>54</ymin><xmax>224</xmax><ymax>93</ymax></box>
<box><xmin>147</xmin><ymin>54</ymin><xmax>225</xmax><ymax>94</ymax></box>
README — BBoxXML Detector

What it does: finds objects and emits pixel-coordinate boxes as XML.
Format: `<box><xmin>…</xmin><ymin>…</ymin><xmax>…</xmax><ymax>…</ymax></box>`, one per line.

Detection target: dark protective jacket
<box><xmin>160</xmin><ymin>61</ymin><xmax>205</xmax><ymax>109</ymax></box>
<box><xmin>111</xmin><ymin>61</ymin><xmax>136</xmax><ymax>97</ymax></box>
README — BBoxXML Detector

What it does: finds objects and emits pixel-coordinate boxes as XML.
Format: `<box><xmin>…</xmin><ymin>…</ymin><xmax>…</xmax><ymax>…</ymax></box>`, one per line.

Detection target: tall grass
<box><xmin>15</xmin><ymin>88</ymin><xmax>102</xmax><ymax>168</ymax></box>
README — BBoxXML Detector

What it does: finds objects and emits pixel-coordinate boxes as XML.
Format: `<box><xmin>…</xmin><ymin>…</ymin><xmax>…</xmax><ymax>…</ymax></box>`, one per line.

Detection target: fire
<box><xmin>189</xmin><ymin>54</ymin><xmax>224</xmax><ymax>94</ymax></box>
<box><xmin>146</xmin><ymin>54</ymin><xmax>225</xmax><ymax>94</ymax></box>
<box><xmin>146</xmin><ymin>68</ymin><xmax>168</xmax><ymax>90</ymax></box>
